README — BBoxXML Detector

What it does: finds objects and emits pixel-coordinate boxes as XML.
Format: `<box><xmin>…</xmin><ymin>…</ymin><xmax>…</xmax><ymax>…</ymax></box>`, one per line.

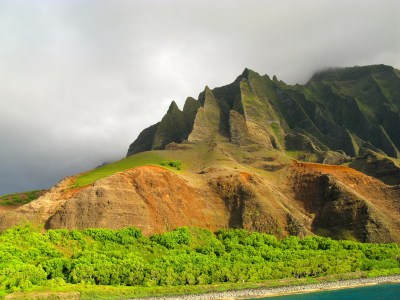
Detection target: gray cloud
<box><xmin>0</xmin><ymin>0</ymin><xmax>399</xmax><ymax>194</ymax></box>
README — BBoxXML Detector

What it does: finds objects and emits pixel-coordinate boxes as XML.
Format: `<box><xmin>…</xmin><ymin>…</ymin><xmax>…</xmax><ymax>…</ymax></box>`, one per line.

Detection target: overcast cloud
<box><xmin>0</xmin><ymin>0</ymin><xmax>399</xmax><ymax>194</ymax></box>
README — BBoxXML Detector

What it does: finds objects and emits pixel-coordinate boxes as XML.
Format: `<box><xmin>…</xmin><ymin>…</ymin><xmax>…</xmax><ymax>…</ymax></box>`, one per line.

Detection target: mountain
<box><xmin>128</xmin><ymin>64</ymin><xmax>400</xmax><ymax>161</ymax></box>
<box><xmin>1</xmin><ymin>65</ymin><xmax>400</xmax><ymax>243</ymax></box>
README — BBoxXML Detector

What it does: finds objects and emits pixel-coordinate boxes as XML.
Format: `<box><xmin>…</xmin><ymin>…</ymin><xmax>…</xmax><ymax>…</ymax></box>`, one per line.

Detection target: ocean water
<box><xmin>246</xmin><ymin>283</ymin><xmax>400</xmax><ymax>300</ymax></box>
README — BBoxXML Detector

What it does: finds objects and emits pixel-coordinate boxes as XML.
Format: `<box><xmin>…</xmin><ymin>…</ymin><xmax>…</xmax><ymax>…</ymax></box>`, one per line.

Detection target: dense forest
<box><xmin>0</xmin><ymin>225</ymin><xmax>399</xmax><ymax>297</ymax></box>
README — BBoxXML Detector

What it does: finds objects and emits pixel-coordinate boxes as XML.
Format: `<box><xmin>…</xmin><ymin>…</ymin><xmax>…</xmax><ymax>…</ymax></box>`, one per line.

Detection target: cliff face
<box><xmin>290</xmin><ymin>161</ymin><xmax>400</xmax><ymax>243</ymax></box>
<box><xmin>2</xmin><ymin>158</ymin><xmax>399</xmax><ymax>243</ymax></box>
<box><xmin>127</xmin><ymin>65</ymin><xmax>400</xmax><ymax>161</ymax></box>
<box><xmin>2</xmin><ymin>65</ymin><xmax>400</xmax><ymax>244</ymax></box>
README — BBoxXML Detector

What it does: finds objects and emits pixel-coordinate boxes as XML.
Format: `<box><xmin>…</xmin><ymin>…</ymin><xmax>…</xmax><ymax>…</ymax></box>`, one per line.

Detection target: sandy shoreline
<box><xmin>132</xmin><ymin>275</ymin><xmax>400</xmax><ymax>300</ymax></box>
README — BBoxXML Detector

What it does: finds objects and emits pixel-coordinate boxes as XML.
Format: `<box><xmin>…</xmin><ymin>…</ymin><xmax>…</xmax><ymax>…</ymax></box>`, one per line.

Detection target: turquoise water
<box><xmin>247</xmin><ymin>283</ymin><xmax>400</xmax><ymax>299</ymax></box>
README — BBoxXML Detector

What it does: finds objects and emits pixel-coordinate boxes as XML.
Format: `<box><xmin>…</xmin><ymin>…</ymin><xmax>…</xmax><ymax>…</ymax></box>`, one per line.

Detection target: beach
<box><xmin>132</xmin><ymin>275</ymin><xmax>400</xmax><ymax>300</ymax></box>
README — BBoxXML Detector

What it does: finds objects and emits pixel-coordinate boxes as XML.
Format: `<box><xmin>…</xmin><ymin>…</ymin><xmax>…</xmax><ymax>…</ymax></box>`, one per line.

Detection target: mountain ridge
<box><xmin>1</xmin><ymin>64</ymin><xmax>400</xmax><ymax>244</ymax></box>
<box><xmin>127</xmin><ymin>64</ymin><xmax>400</xmax><ymax>162</ymax></box>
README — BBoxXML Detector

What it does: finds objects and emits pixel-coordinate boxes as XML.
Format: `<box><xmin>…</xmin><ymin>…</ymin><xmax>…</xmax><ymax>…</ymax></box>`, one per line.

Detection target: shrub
<box><xmin>151</xmin><ymin>227</ymin><xmax>191</xmax><ymax>249</ymax></box>
<box><xmin>160</xmin><ymin>160</ymin><xmax>181</xmax><ymax>170</ymax></box>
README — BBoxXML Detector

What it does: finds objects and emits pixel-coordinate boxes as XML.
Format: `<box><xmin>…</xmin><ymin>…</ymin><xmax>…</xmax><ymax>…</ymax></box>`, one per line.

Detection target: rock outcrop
<box><xmin>127</xmin><ymin>98</ymin><xmax>200</xmax><ymax>156</ymax></box>
<box><xmin>349</xmin><ymin>149</ymin><xmax>400</xmax><ymax>185</ymax></box>
<box><xmin>290</xmin><ymin>161</ymin><xmax>400</xmax><ymax>242</ymax></box>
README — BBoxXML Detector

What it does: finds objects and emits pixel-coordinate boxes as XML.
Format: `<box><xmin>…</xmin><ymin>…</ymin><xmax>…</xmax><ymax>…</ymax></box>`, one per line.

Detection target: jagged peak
<box><xmin>204</xmin><ymin>86</ymin><xmax>215</xmax><ymax>97</ymax></box>
<box><xmin>183</xmin><ymin>97</ymin><xmax>200</xmax><ymax>112</ymax></box>
<box><xmin>167</xmin><ymin>100</ymin><xmax>181</xmax><ymax>114</ymax></box>
<box><xmin>128</xmin><ymin>63</ymin><xmax>399</xmax><ymax>162</ymax></box>
<box><xmin>198</xmin><ymin>86</ymin><xmax>216</xmax><ymax>106</ymax></box>
<box><xmin>242</xmin><ymin>67</ymin><xmax>260</xmax><ymax>76</ymax></box>
<box><xmin>234</xmin><ymin>68</ymin><xmax>260</xmax><ymax>82</ymax></box>
<box><xmin>242</xmin><ymin>68</ymin><xmax>251</xmax><ymax>77</ymax></box>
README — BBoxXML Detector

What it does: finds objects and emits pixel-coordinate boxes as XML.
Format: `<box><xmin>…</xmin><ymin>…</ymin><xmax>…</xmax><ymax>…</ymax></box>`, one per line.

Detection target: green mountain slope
<box><xmin>127</xmin><ymin>65</ymin><xmax>400</xmax><ymax>162</ymax></box>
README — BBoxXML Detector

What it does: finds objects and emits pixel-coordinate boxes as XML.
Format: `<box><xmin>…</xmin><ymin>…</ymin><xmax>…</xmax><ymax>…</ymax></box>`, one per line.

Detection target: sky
<box><xmin>0</xmin><ymin>0</ymin><xmax>399</xmax><ymax>195</ymax></box>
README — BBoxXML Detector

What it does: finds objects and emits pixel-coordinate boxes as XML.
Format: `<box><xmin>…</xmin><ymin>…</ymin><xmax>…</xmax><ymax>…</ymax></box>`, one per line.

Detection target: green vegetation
<box><xmin>271</xmin><ymin>122</ymin><xmax>280</xmax><ymax>134</ymax></box>
<box><xmin>73</xmin><ymin>152</ymin><xmax>165</xmax><ymax>187</ymax></box>
<box><xmin>1</xmin><ymin>225</ymin><xmax>399</xmax><ymax>298</ymax></box>
<box><xmin>286</xmin><ymin>150</ymin><xmax>318</xmax><ymax>162</ymax></box>
<box><xmin>0</xmin><ymin>190</ymin><xmax>44</xmax><ymax>206</ymax></box>
<box><xmin>160</xmin><ymin>160</ymin><xmax>181</xmax><ymax>170</ymax></box>
<box><xmin>127</xmin><ymin>65</ymin><xmax>400</xmax><ymax>170</ymax></box>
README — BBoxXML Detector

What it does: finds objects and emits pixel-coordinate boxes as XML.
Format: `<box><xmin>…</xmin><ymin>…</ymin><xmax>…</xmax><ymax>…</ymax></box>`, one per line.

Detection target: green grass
<box><xmin>0</xmin><ymin>190</ymin><xmax>44</xmax><ymax>206</ymax></box>
<box><xmin>73</xmin><ymin>152</ymin><xmax>167</xmax><ymax>188</ymax></box>
<box><xmin>271</xmin><ymin>122</ymin><xmax>280</xmax><ymax>134</ymax></box>
<box><xmin>72</xmin><ymin>141</ymin><xmax>234</xmax><ymax>189</ymax></box>
<box><xmin>286</xmin><ymin>150</ymin><xmax>318</xmax><ymax>162</ymax></box>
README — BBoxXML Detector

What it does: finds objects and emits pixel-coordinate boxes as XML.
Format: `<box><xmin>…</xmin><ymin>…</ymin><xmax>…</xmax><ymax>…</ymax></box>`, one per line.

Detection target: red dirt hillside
<box><xmin>289</xmin><ymin>161</ymin><xmax>400</xmax><ymax>242</ymax></box>
<box><xmin>1</xmin><ymin>156</ymin><xmax>399</xmax><ymax>243</ymax></box>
